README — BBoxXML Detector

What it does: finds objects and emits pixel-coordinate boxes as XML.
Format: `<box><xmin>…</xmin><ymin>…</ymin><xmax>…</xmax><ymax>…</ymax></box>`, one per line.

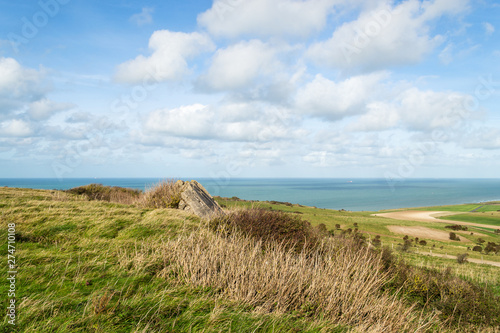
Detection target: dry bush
<box><xmin>456</xmin><ymin>253</ymin><xmax>468</xmax><ymax>264</ymax></box>
<box><xmin>160</xmin><ymin>229</ymin><xmax>435</xmax><ymax>332</ymax></box>
<box><xmin>137</xmin><ymin>179</ymin><xmax>182</xmax><ymax>209</ymax></box>
<box><xmin>383</xmin><ymin>248</ymin><xmax>500</xmax><ymax>327</ymax></box>
<box><xmin>66</xmin><ymin>184</ymin><xmax>141</xmax><ymax>204</ymax></box>
<box><xmin>209</xmin><ymin>208</ymin><xmax>320</xmax><ymax>252</ymax></box>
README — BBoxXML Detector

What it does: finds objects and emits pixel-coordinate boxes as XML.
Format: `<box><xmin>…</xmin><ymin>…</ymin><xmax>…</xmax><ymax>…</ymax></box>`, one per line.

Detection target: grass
<box><xmin>438</xmin><ymin>213</ymin><xmax>500</xmax><ymax>227</ymax></box>
<box><xmin>413</xmin><ymin>203</ymin><xmax>500</xmax><ymax>213</ymax></box>
<box><xmin>1</xmin><ymin>187</ymin><xmax>500</xmax><ymax>332</ymax></box>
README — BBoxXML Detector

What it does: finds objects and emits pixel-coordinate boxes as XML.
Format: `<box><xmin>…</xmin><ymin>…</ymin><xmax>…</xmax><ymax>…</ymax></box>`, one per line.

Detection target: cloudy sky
<box><xmin>0</xmin><ymin>0</ymin><xmax>499</xmax><ymax>179</ymax></box>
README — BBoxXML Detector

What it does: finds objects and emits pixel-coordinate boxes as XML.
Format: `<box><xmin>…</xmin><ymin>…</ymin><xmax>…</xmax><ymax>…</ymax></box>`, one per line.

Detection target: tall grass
<box><xmin>136</xmin><ymin>179</ymin><xmax>182</xmax><ymax>209</ymax></box>
<box><xmin>158</xmin><ymin>228</ymin><xmax>437</xmax><ymax>332</ymax></box>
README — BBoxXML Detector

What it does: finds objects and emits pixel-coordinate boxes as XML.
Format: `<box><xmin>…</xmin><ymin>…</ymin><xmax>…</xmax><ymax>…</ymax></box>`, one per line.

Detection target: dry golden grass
<box><xmin>136</xmin><ymin>179</ymin><xmax>182</xmax><ymax>209</ymax></box>
<box><xmin>157</xmin><ymin>228</ymin><xmax>438</xmax><ymax>332</ymax></box>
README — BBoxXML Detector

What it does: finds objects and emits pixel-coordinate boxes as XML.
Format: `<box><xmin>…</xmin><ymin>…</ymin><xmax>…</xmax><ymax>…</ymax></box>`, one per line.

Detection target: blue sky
<box><xmin>0</xmin><ymin>0</ymin><xmax>499</xmax><ymax>180</ymax></box>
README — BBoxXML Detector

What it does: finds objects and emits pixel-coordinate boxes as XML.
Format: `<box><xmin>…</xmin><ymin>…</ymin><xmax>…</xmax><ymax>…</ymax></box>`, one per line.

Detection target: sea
<box><xmin>1</xmin><ymin>178</ymin><xmax>499</xmax><ymax>212</ymax></box>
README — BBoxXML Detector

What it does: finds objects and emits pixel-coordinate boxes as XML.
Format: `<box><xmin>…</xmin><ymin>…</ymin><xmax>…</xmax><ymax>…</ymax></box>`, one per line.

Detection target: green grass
<box><xmin>215</xmin><ymin>197</ymin><xmax>500</xmax><ymax>266</ymax></box>
<box><xmin>1</xmin><ymin>188</ymin><xmax>499</xmax><ymax>331</ymax></box>
<box><xmin>0</xmin><ymin>188</ymin><xmax>350</xmax><ymax>332</ymax></box>
<box><xmin>437</xmin><ymin>212</ymin><xmax>500</xmax><ymax>227</ymax></box>
<box><xmin>412</xmin><ymin>203</ymin><xmax>500</xmax><ymax>213</ymax></box>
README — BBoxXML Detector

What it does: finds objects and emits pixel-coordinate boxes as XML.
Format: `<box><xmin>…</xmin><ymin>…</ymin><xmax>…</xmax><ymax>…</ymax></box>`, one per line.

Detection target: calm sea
<box><xmin>1</xmin><ymin>178</ymin><xmax>499</xmax><ymax>212</ymax></box>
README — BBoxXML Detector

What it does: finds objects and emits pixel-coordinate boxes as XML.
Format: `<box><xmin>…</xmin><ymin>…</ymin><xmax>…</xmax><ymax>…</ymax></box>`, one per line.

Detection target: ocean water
<box><xmin>1</xmin><ymin>178</ymin><xmax>499</xmax><ymax>212</ymax></box>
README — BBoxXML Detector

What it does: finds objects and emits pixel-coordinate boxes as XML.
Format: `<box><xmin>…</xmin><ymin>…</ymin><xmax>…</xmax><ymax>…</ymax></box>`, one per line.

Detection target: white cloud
<box><xmin>144</xmin><ymin>104</ymin><xmax>215</xmax><ymax>139</ymax></box>
<box><xmin>27</xmin><ymin>99</ymin><xmax>75</xmax><ymax>120</ymax></box>
<box><xmin>130</xmin><ymin>7</ymin><xmax>154</xmax><ymax>26</ymax></box>
<box><xmin>197</xmin><ymin>0</ymin><xmax>336</xmax><ymax>39</ymax></box>
<box><xmin>461</xmin><ymin>127</ymin><xmax>500</xmax><ymax>150</ymax></box>
<box><xmin>348</xmin><ymin>102</ymin><xmax>399</xmax><ymax>131</ymax></box>
<box><xmin>143</xmin><ymin>102</ymin><xmax>302</xmax><ymax>143</ymax></box>
<box><xmin>114</xmin><ymin>30</ymin><xmax>215</xmax><ymax>84</ymax></box>
<box><xmin>196</xmin><ymin>40</ymin><xmax>281</xmax><ymax>91</ymax></box>
<box><xmin>349</xmin><ymin>87</ymin><xmax>474</xmax><ymax>132</ymax></box>
<box><xmin>483</xmin><ymin>22</ymin><xmax>495</xmax><ymax>36</ymax></box>
<box><xmin>396</xmin><ymin>88</ymin><xmax>471</xmax><ymax>131</ymax></box>
<box><xmin>0</xmin><ymin>57</ymin><xmax>46</xmax><ymax>116</ymax></box>
<box><xmin>307</xmin><ymin>0</ymin><xmax>469</xmax><ymax>72</ymax></box>
<box><xmin>295</xmin><ymin>72</ymin><xmax>387</xmax><ymax>120</ymax></box>
<box><xmin>0</xmin><ymin>119</ymin><xmax>33</xmax><ymax>137</ymax></box>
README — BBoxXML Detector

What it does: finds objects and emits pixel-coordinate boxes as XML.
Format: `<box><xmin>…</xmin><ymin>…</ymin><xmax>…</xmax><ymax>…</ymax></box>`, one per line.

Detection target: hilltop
<box><xmin>1</xmin><ymin>184</ymin><xmax>499</xmax><ymax>332</ymax></box>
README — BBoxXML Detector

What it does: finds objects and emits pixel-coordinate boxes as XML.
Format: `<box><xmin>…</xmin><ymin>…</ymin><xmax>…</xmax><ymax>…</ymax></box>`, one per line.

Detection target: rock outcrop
<box><xmin>176</xmin><ymin>180</ymin><xmax>225</xmax><ymax>219</ymax></box>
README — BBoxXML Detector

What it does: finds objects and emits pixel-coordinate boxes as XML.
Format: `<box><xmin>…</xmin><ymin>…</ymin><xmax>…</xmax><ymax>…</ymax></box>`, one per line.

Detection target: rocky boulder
<box><xmin>176</xmin><ymin>180</ymin><xmax>225</xmax><ymax>219</ymax></box>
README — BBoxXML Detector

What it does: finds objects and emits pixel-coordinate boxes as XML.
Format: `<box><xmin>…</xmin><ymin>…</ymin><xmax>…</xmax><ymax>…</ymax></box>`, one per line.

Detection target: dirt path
<box><xmin>373</xmin><ymin>210</ymin><xmax>495</xmax><ymax>229</ymax></box>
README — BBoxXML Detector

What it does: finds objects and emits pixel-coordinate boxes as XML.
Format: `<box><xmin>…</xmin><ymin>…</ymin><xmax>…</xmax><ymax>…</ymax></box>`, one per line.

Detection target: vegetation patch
<box><xmin>209</xmin><ymin>208</ymin><xmax>321</xmax><ymax>252</ymax></box>
<box><xmin>65</xmin><ymin>183</ymin><xmax>141</xmax><ymax>204</ymax></box>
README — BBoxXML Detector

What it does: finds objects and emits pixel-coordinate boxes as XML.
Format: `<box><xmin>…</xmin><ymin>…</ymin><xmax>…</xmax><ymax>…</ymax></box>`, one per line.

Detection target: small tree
<box><xmin>457</xmin><ymin>253</ymin><xmax>468</xmax><ymax>264</ymax></box>
<box><xmin>472</xmin><ymin>246</ymin><xmax>483</xmax><ymax>252</ymax></box>
<box><xmin>400</xmin><ymin>239</ymin><xmax>412</xmax><ymax>252</ymax></box>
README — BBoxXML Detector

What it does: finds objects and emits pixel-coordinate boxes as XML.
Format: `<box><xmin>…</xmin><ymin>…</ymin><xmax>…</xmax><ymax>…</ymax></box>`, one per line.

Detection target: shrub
<box><xmin>484</xmin><ymin>242</ymin><xmax>498</xmax><ymax>254</ymax></box>
<box><xmin>477</xmin><ymin>238</ymin><xmax>485</xmax><ymax>244</ymax></box>
<box><xmin>418</xmin><ymin>240</ymin><xmax>427</xmax><ymax>246</ymax></box>
<box><xmin>335</xmin><ymin>224</ymin><xmax>341</xmax><ymax>229</ymax></box>
<box><xmin>65</xmin><ymin>184</ymin><xmax>141</xmax><ymax>204</ymax></box>
<box><xmin>456</xmin><ymin>253</ymin><xmax>468</xmax><ymax>264</ymax></box>
<box><xmin>315</xmin><ymin>223</ymin><xmax>328</xmax><ymax>235</ymax></box>
<box><xmin>449</xmin><ymin>232</ymin><xmax>459</xmax><ymax>241</ymax></box>
<box><xmin>472</xmin><ymin>246</ymin><xmax>483</xmax><ymax>252</ymax></box>
<box><xmin>381</xmin><ymin>247</ymin><xmax>500</xmax><ymax>327</ymax></box>
<box><xmin>445</xmin><ymin>225</ymin><xmax>468</xmax><ymax>231</ymax></box>
<box><xmin>138</xmin><ymin>179</ymin><xmax>182</xmax><ymax>209</ymax></box>
<box><xmin>399</xmin><ymin>239</ymin><xmax>412</xmax><ymax>252</ymax></box>
<box><xmin>209</xmin><ymin>208</ymin><xmax>320</xmax><ymax>252</ymax></box>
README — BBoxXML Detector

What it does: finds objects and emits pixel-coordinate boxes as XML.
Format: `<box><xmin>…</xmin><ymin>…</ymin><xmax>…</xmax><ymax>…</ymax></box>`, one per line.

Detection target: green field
<box><xmin>437</xmin><ymin>212</ymin><xmax>500</xmax><ymax>227</ymax></box>
<box><xmin>1</xmin><ymin>187</ymin><xmax>499</xmax><ymax>332</ymax></box>
<box><xmin>413</xmin><ymin>203</ymin><xmax>500</xmax><ymax>212</ymax></box>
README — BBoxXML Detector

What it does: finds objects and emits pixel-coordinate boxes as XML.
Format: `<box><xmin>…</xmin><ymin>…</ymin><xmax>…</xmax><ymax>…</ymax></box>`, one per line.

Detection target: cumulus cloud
<box><xmin>27</xmin><ymin>98</ymin><xmax>75</xmax><ymax>120</ymax></box>
<box><xmin>196</xmin><ymin>40</ymin><xmax>281</xmax><ymax>91</ymax></box>
<box><xmin>0</xmin><ymin>119</ymin><xmax>33</xmax><ymax>137</ymax></box>
<box><xmin>197</xmin><ymin>0</ymin><xmax>336</xmax><ymax>39</ymax></box>
<box><xmin>0</xmin><ymin>57</ymin><xmax>46</xmax><ymax>116</ymax></box>
<box><xmin>307</xmin><ymin>0</ymin><xmax>469</xmax><ymax>72</ymax></box>
<box><xmin>142</xmin><ymin>102</ymin><xmax>303</xmax><ymax>143</ymax></box>
<box><xmin>130</xmin><ymin>7</ymin><xmax>154</xmax><ymax>26</ymax></box>
<box><xmin>348</xmin><ymin>87</ymin><xmax>474</xmax><ymax>132</ymax></box>
<box><xmin>144</xmin><ymin>104</ymin><xmax>215</xmax><ymax>139</ymax></box>
<box><xmin>114</xmin><ymin>30</ymin><xmax>215</xmax><ymax>84</ymax></box>
<box><xmin>348</xmin><ymin>102</ymin><xmax>400</xmax><ymax>131</ymax></box>
<box><xmin>295</xmin><ymin>72</ymin><xmax>387</xmax><ymax>120</ymax></box>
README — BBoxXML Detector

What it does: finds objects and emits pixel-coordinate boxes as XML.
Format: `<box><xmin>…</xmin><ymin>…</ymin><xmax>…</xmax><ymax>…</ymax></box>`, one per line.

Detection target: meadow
<box><xmin>0</xmin><ymin>185</ymin><xmax>499</xmax><ymax>332</ymax></box>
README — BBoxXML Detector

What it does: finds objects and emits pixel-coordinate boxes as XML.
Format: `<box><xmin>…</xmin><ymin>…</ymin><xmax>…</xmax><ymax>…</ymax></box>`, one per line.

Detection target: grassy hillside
<box><xmin>1</xmin><ymin>187</ymin><xmax>500</xmax><ymax>332</ymax></box>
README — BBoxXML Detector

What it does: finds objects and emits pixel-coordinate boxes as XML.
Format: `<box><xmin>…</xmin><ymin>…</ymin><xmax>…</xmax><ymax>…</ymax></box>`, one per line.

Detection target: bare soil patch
<box><xmin>387</xmin><ymin>225</ymin><xmax>464</xmax><ymax>242</ymax></box>
<box><xmin>374</xmin><ymin>210</ymin><xmax>495</xmax><ymax>229</ymax></box>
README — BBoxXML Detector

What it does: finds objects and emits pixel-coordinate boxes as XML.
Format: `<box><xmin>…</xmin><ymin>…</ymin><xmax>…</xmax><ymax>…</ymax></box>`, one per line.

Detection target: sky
<box><xmin>0</xmin><ymin>0</ymin><xmax>499</xmax><ymax>180</ymax></box>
